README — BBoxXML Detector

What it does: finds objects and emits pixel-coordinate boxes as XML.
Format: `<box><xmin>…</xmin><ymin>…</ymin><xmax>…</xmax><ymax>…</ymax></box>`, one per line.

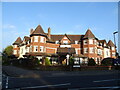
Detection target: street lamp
<box><xmin>113</xmin><ymin>31</ymin><xmax>118</xmax><ymax>57</ymax></box>
<box><xmin>113</xmin><ymin>31</ymin><xmax>118</xmax><ymax>47</ymax></box>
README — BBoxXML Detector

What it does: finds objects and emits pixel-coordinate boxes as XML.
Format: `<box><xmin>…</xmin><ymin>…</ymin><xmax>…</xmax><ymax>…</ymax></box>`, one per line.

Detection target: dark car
<box><xmin>113</xmin><ymin>58</ymin><xmax>120</xmax><ymax>66</ymax></box>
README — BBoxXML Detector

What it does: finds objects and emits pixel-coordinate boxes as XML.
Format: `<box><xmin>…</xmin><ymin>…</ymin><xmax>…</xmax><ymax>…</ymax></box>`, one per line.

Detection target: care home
<box><xmin>12</xmin><ymin>25</ymin><xmax>116</xmax><ymax>65</ymax></box>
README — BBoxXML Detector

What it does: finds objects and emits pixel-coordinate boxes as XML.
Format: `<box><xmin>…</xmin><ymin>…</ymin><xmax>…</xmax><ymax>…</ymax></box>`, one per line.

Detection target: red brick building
<box><xmin>13</xmin><ymin>25</ymin><xmax>116</xmax><ymax>65</ymax></box>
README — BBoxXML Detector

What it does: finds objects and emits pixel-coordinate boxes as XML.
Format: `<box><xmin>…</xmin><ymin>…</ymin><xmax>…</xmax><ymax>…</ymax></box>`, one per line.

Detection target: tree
<box><xmin>101</xmin><ymin>58</ymin><xmax>114</xmax><ymax>66</ymax></box>
<box><xmin>88</xmin><ymin>58</ymin><xmax>96</xmax><ymax>66</ymax></box>
<box><xmin>3</xmin><ymin>45</ymin><xmax>13</xmax><ymax>56</ymax></box>
<box><xmin>2</xmin><ymin>45</ymin><xmax>13</xmax><ymax>65</ymax></box>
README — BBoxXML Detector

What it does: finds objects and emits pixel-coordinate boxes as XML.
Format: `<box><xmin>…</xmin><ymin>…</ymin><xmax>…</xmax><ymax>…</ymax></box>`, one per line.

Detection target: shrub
<box><xmin>45</xmin><ymin>57</ymin><xmax>51</xmax><ymax>66</ymax></box>
<box><xmin>101</xmin><ymin>58</ymin><xmax>114</xmax><ymax>66</ymax></box>
<box><xmin>88</xmin><ymin>58</ymin><xmax>96</xmax><ymax>66</ymax></box>
<box><xmin>69</xmin><ymin>56</ymin><xmax>74</xmax><ymax>66</ymax></box>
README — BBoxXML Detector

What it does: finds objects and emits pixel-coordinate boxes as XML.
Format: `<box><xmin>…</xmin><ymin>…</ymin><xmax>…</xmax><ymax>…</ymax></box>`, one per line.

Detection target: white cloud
<box><xmin>3</xmin><ymin>24</ymin><xmax>16</xmax><ymax>29</ymax></box>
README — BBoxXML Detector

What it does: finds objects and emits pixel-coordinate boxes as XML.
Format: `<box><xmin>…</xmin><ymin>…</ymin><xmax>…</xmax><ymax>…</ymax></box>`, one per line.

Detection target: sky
<box><xmin>2</xmin><ymin>2</ymin><xmax>118</xmax><ymax>52</ymax></box>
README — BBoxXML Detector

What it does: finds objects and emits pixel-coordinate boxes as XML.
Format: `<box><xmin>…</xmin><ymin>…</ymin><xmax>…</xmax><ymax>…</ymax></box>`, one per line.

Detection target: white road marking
<box><xmin>93</xmin><ymin>79</ymin><xmax>120</xmax><ymax>82</ymax></box>
<box><xmin>6</xmin><ymin>77</ymin><xmax>8</xmax><ymax>88</ymax></box>
<box><xmin>68</xmin><ymin>86</ymin><xmax>120</xmax><ymax>90</ymax></box>
<box><xmin>21</xmin><ymin>83</ymin><xmax>71</xmax><ymax>89</ymax></box>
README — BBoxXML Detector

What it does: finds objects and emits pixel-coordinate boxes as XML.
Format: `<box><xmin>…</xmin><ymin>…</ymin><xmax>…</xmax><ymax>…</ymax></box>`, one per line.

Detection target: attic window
<box><xmin>64</xmin><ymin>37</ymin><xmax>67</xmax><ymax>39</ymax></box>
<box><xmin>63</xmin><ymin>41</ymin><xmax>68</xmax><ymax>45</ymax></box>
<box><xmin>56</xmin><ymin>41</ymin><xmax>59</xmax><ymax>44</ymax></box>
<box><xmin>75</xmin><ymin>41</ymin><xmax>78</xmax><ymax>44</ymax></box>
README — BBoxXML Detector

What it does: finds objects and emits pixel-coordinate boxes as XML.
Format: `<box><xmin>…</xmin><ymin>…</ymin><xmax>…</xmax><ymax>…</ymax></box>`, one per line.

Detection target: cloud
<box><xmin>3</xmin><ymin>24</ymin><xmax>16</xmax><ymax>29</ymax></box>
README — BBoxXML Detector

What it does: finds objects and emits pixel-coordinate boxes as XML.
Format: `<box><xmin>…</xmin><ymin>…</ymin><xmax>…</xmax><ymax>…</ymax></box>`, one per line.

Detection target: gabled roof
<box><xmin>107</xmin><ymin>40</ymin><xmax>115</xmax><ymax>47</ymax></box>
<box><xmin>98</xmin><ymin>40</ymin><xmax>107</xmax><ymax>44</ymax></box>
<box><xmin>83</xmin><ymin>29</ymin><xmax>96</xmax><ymax>39</ymax></box>
<box><xmin>23</xmin><ymin>36</ymin><xmax>30</xmax><ymax>42</ymax></box>
<box><xmin>30</xmin><ymin>25</ymin><xmax>46</xmax><ymax>36</ymax></box>
<box><xmin>50</xmin><ymin>34</ymin><xmax>83</xmax><ymax>43</ymax></box>
<box><xmin>13</xmin><ymin>37</ymin><xmax>22</xmax><ymax>45</ymax></box>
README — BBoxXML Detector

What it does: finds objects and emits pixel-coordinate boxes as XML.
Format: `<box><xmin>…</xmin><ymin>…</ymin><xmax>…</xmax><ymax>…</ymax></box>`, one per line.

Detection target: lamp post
<box><xmin>113</xmin><ymin>31</ymin><xmax>118</xmax><ymax>48</ymax></box>
<box><xmin>113</xmin><ymin>31</ymin><xmax>118</xmax><ymax>57</ymax></box>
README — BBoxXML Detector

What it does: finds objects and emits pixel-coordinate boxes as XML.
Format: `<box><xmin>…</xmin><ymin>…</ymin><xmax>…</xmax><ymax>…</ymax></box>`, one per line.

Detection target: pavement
<box><xmin>2</xmin><ymin>65</ymin><xmax>120</xmax><ymax>90</ymax></box>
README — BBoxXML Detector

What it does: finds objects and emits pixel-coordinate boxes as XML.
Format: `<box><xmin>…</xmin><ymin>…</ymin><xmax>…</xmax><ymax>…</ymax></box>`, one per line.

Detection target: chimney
<box><xmin>30</xmin><ymin>28</ymin><xmax>34</xmax><ymax>35</ymax></box>
<box><xmin>48</xmin><ymin>27</ymin><xmax>51</xmax><ymax>39</ymax></box>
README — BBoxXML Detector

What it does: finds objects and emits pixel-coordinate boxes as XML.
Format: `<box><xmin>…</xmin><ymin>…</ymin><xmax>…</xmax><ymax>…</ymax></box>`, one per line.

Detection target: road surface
<box><xmin>2</xmin><ymin>66</ymin><xmax>120</xmax><ymax>90</ymax></box>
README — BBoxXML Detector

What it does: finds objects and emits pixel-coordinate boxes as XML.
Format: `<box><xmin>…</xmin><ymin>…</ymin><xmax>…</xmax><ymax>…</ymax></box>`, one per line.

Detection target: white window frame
<box><xmin>40</xmin><ymin>37</ymin><xmax>44</xmax><ymax>43</ymax></box>
<box><xmin>90</xmin><ymin>47</ymin><xmax>94</xmax><ymax>53</ymax></box>
<box><xmin>14</xmin><ymin>50</ymin><xmax>17</xmax><ymax>54</ymax></box>
<box><xmin>98</xmin><ymin>49</ymin><xmax>101</xmax><ymax>55</ymax></box>
<box><xmin>63</xmin><ymin>41</ymin><xmax>68</xmax><ymax>44</ymax></box>
<box><xmin>111</xmin><ymin>47</ymin><xmax>115</xmax><ymax>50</ymax></box>
<box><xmin>34</xmin><ymin>46</ymin><xmax>38</xmax><ymax>52</ymax></box>
<box><xmin>26</xmin><ymin>47</ymin><xmax>29</xmax><ymax>52</ymax></box>
<box><xmin>104</xmin><ymin>43</ymin><xmax>106</xmax><ymax>47</ymax></box>
<box><xmin>112</xmin><ymin>52</ymin><xmax>115</xmax><ymax>56</ymax></box>
<box><xmin>55</xmin><ymin>40</ymin><xmax>59</xmax><ymax>44</ymax></box>
<box><xmin>75</xmin><ymin>49</ymin><xmax>78</xmax><ymax>54</ymax></box>
<box><xmin>30</xmin><ymin>46</ymin><xmax>32</xmax><ymax>52</ymax></box>
<box><xmin>95</xmin><ymin>47</ymin><xmax>97</xmax><ymax>54</ymax></box>
<box><xmin>34</xmin><ymin>36</ymin><xmax>38</xmax><ymax>42</ymax></box>
<box><xmin>63</xmin><ymin>37</ymin><xmax>67</xmax><ymax>39</ymax></box>
<box><xmin>40</xmin><ymin>46</ymin><xmax>44</xmax><ymax>52</ymax></box>
<box><xmin>94</xmin><ymin>40</ymin><xmax>97</xmax><ymax>45</ymax></box>
<box><xmin>84</xmin><ymin>48</ymin><xmax>88</xmax><ymax>53</ymax></box>
<box><xmin>75</xmin><ymin>41</ymin><xmax>78</xmax><ymax>44</ymax></box>
<box><xmin>84</xmin><ymin>40</ymin><xmax>87</xmax><ymax>45</ymax></box>
<box><xmin>14</xmin><ymin>45</ymin><xmax>17</xmax><ymax>48</ymax></box>
<box><xmin>106</xmin><ymin>51</ymin><xmax>109</xmax><ymax>56</ymax></box>
<box><xmin>89</xmin><ymin>39</ymin><xmax>93</xmax><ymax>44</ymax></box>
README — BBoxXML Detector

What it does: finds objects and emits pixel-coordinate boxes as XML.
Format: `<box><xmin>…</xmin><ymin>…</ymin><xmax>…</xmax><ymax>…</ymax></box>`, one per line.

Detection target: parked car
<box><xmin>113</xmin><ymin>58</ymin><xmax>120</xmax><ymax>66</ymax></box>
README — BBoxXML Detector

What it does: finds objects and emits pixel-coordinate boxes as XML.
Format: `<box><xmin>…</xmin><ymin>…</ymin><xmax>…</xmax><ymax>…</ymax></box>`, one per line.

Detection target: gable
<box><xmin>60</xmin><ymin>35</ymin><xmax>71</xmax><ymax>44</ymax></box>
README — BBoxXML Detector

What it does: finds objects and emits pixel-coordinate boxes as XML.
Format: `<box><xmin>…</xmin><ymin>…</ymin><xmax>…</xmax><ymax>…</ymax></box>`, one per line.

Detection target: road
<box><xmin>2</xmin><ymin>66</ymin><xmax>120</xmax><ymax>90</ymax></box>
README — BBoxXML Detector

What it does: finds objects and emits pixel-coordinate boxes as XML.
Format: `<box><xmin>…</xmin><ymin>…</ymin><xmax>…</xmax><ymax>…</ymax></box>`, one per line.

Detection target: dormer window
<box><xmin>111</xmin><ymin>47</ymin><xmax>115</xmax><ymax>50</ymax></box>
<box><xmin>104</xmin><ymin>43</ymin><xmax>106</xmax><ymax>47</ymax></box>
<box><xmin>55</xmin><ymin>41</ymin><xmax>59</xmax><ymax>44</ymax></box>
<box><xmin>14</xmin><ymin>45</ymin><xmax>17</xmax><ymax>48</ymax></box>
<box><xmin>75</xmin><ymin>41</ymin><xmax>78</xmax><ymax>44</ymax></box>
